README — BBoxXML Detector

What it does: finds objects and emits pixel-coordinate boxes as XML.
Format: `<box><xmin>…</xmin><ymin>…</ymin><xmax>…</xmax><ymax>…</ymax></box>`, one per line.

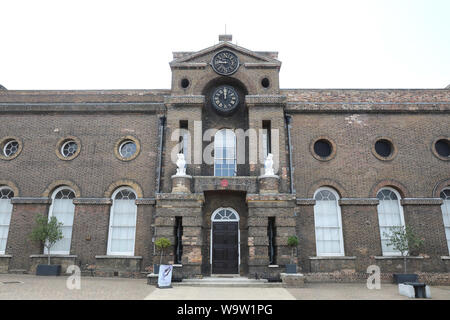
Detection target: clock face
<box><xmin>211</xmin><ymin>50</ymin><xmax>239</xmax><ymax>75</ymax></box>
<box><xmin>211</xmin><ymin>85</ymin><xmax>239</xmax><ymax>114</ymax></box>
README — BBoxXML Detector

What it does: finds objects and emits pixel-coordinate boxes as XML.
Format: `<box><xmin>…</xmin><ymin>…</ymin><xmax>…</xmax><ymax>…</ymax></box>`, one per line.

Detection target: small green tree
<box><xmin>383</xmin><ymin>225</ymin><xmax>424</xmax><ymax>274</ymax></box>
<box><xmin>155</xmin><ymin>237</ymin><xmax>172</xmax><ymax>265</ymax></box>
<box><xmin>287</xmin><ymin>235</ymin><xmax>299</xmax><ymax>264</ymax></box>
<box><xmin>30</xmin><ymin>214</ymin><xmax>63</xmax><ymax>265</ymax></box>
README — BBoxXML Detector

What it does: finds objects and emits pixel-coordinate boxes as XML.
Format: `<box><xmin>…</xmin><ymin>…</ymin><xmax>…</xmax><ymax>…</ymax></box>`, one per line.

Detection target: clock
<box><xmin>211</xmin><ymin>85</ymin><xmax>239</xmax><ymax>114</ymax></box>
<box><xmin>211</xmin><ymin>50</ymin><xmax>239</xmax><ymax>75</ymax></box>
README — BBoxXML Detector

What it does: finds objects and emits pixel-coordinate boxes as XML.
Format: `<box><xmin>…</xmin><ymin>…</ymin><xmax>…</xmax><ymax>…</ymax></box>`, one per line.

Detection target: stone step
<box><xmin>8</xmin><ymin>269</ymin><xmax>28</xmax><ymax>274</ymax></box>
<box><xmin>173</xmin><ymin>277</ymin><xmax>283</xmax><ymax>288</ymax></box>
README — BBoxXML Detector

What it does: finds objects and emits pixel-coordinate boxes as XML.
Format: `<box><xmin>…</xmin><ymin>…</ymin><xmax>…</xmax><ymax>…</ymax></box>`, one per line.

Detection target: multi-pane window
<box><xmin>214</xmin><ymin>129</ymin><xmax>236</xmax><ymax>177</ymax></box>
<box><xmin>61</xmin><ymin>140</ymin><xmax>78</xmax><ymax>158</ymax></box>
<box><xmin>262</xmin><ymin>120</ymin><xmax>271</xmax><ymax>158</ymax></box>
<box><xmin>440</xmin><ymin>188</ymin><xmax>450</xmax><ymax>254</ymax></box>
<box><xmin>107</xmin><ymin>188</ymin><xmax>137</xmax><ymax>256</ymax></box>
<box><xmin>46</xmin><ymin>187</ymin><xmax>76</xmax><ymax>254</ymax></box>
<box><xmin>377</xmin><ymin>188</ymin><xmax>405</xmax><ymax>255</ymax></box>
<box><xmin>313</xmin><ymin>188</ymin><xmax>345</xmax><ymax>256</ymax></box>
<box><xmin>0</xmin><ymin>187</ymin><xmax>14</xmax><ymax>254</ymax></box>
<box><xmin>119</xmin><ymin>140</ymin><xmax>137</xmax><ymax>158</ymax></box>
<box><xmin>3</xmin><ymin>140</ymin><xmax>19</xmax><ymax>157</ymax></box>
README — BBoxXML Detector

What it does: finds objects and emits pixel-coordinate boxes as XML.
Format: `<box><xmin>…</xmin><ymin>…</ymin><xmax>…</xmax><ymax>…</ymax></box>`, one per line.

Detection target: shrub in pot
<box><xmin>383</xmin><ymin>225</ymin><xmax>424</xmax><ymax>284</ymax></box>
<box><xmin>30</xmin><ymin>214</ymin><xmax>64</xmax><ymax>276</ymax></box>
<box><xmin>286</xmin><ymin>235</ymin><xmax>299</xmax><ymax>274</ymax></box>
<box><xmin>154</xmin><ymin>237</ymin><xmax>171</xmax><ymax>274</ymax></box>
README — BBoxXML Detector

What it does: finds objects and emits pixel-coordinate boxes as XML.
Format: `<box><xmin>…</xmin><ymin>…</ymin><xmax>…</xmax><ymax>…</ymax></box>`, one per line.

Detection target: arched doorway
<box><xmin>211</xmin><ymin>208</ymin><xmax>239</xmax><ymax>274</ymax></box>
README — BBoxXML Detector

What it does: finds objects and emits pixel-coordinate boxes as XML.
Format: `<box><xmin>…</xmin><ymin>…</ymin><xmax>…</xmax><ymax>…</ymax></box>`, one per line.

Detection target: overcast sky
<box><xmin>1</xmin><ymin>0</ymin><xmax>449</xmax><ymax>90</ymax></box>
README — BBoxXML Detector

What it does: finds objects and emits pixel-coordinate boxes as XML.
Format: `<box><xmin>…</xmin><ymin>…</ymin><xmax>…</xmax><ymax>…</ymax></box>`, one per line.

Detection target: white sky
<box><xmin>1</xmin><ymin>0</ymin><xmax>449</xmax><ymax>90</ymax></box>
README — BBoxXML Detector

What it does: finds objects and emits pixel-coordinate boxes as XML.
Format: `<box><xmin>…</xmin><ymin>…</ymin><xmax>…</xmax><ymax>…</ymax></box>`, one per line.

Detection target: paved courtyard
<box><xmin>0</xmin><ymin>274</ymin><xmax>449</xmax><ymax>300</ymax></box>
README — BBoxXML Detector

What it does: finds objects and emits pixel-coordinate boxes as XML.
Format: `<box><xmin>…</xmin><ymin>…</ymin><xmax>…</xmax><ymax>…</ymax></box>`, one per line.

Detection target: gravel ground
<box><xmin>1</xmin><ymin>274</ymin><xmax>449</xmax><ymax>300</ymax></box>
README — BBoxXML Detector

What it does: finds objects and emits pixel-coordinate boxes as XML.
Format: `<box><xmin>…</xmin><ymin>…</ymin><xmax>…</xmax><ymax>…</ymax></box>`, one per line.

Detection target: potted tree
<box><xmin>286</xmin><ymin>235</ymin><xmax>299</xmax><ymax>273</ymax></box>
<box><xmin>30</xmin><ymin>214</ymin><xmax>64</xmax><ymax>276</ymax></box>
<box><xmin>383</xmin><ymin>225</ymin><xmax>424</xmax><ymax>284</ymax></box>
<box><xmin>154</xmin><ymin>237</ymin><xmax>171</xmax><ymax>274</ymax></box>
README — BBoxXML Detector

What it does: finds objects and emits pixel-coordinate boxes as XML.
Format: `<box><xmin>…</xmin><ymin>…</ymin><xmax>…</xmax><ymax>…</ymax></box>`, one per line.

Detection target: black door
<box><xmin>212</xmin><ymin>222</ymin><xmax>238</xmax><ymax>274</ymax></box>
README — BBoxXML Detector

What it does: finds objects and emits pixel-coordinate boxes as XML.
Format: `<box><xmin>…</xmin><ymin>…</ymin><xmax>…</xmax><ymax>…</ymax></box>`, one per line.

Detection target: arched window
<box><xmin>440</xmin><ymin>188</ymin><xmax>450</xmax><ymax>254</ymax></box>
<box><xmin>0</xmin><ymin>187</ymin><xmax>14</xmax><ymax>254</ymax></box>
<box><xmin>313</xmin><ymin>188</ymin><xmax>345</xmax><ymax>256</ymax></box>
<box><xmin>376</xmin><ymin>188</ymin><xmax>405</xmax><ymax>256</ymax></box>
<box><xmin>211</xmin><ymin>208</ymin><xmax>240</xmax><ymax>222</ymax></box>
<box><xmin>107</xmin><ymin>187</ymin><xmax>137</xmax><ymax>256</ymax></box>
<box><xmin>214</xmin><ymin>129</ymin><xmax>236</xmax><ymax>177</ymax></box>
<box><xmin>46</xmin><ymin>187</ymin><xmax>76</xmax><ymax>254</ymax></box>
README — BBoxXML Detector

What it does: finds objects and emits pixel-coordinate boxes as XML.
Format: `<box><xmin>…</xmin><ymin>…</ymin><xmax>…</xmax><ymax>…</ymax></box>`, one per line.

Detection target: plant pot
<box><xmin>153</xmin><ymin>264</ymin><xmax>160</xmax><ymax>274</ymax></box>
<box><xmin>393</xmin><ymin>273</ymin><xmax>418</xmax><ymax>284</ymax></box>
<box><xmin>285</xmin><ymin>264</ymin><xmax>297</xmax><ymax>274</ymax></box>
<box><xmin>36</xmin><ymin>264</ymin><xmax>61</xmax><ymax>276</ymax></box>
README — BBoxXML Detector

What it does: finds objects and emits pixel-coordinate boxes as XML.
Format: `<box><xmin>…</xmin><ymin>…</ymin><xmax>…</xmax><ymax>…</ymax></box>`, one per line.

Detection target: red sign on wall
<box><xmin>220</xmin><ymin>179</ymin><xmax>229</xmax><ymax>187</ymax></box>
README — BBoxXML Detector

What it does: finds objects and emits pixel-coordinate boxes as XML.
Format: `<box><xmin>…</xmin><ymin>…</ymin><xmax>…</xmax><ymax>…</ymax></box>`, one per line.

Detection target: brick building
<box><xmin>0</xmin><ymin>36</ymin><xmax>449</xmax><ymax>281</ymax></box>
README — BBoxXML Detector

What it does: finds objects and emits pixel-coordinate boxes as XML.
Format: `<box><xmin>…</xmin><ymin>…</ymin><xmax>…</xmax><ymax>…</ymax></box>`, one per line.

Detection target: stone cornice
<box><xmin>11</xmin><ymin>197</ymin><xmax>51</xmax><ymax>204</ymax></box>
<box><xmin>243</xmin><ymin>62</ymin><xmax>281</xmax><ymax>69</ymax></box>
<box><xmin>245</xmin><ymin>95</ymin><xmax>286</xmax><ymax>107</ymax></box>
<box><xmin>72</xmin><ymin>198</ymin><xmax>112</xmax><ymax>205</ymax></box>
<box><xmin>135</xmin><ymin>198</ymin><xmax>156</xmax><ymax>205</ymax></box>
<box><xmin>339</xmin><ymin>198</ymin><xmax>379</xmax><ymax>206</ymax></box>
<box><xmin>0</xmin><ymin>102</ymin><xmax>165</xmax><ymax>114</ymax></box>
<box><xmin>164</xmin><ymin>95</ymin><xmax>205</xmax><ymax>107</ymax></box>
<box><xmin>169</xmin><ymin>62</ymin><xmax>208</xmax><ymax>69</ymax></box>
<box><xmin>285</xmin><ymin>102</ymin><xmax>450</xmax><ymax>113</ymax></box>
<box><xmin>296</xmin><ymin>198</ymin><xmax>316</xmax><ymax>206</ymax></box>
<box><xmin>401</xmin><ymin>198</ymin><xmax>444</xmax><ymax>205</ymax></box>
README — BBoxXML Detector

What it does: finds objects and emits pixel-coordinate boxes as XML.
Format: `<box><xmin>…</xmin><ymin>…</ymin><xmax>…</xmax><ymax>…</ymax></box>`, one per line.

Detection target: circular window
<box><xmin>371</xmin><ymin>137</ymin><xmax>397</xmax><ymax>161</ymax></box>
<box><xmin>375</xmin><ymin>139</ymin><xmax>393</xmax><ymax>158</ymax></box>
<box><xmin>431</xmin><ymin>137</ymin><xmax>450</xmax><ymax>161</ymax></box>
<box><xmin>180</xmin><ymin>78</ymin><xmax>190</xmax><ymax>89</ymax></box>
<box><xmin>119</xmin><ymin>141</ymin><xmax>137</xmax><ymax>158</ymax></box>
<box><xmin>114</xmin><ymin>136</ymin><xmax>140</xmax><ymax>161</ymax></box>
<box><xmin>4</xmin><ymin>140</ymin><xmax>19</xmax><ymax>157</ymax></box>
<box><xmin>435</xmin><ymin>139</ymin><xmax>450</xmax><ymax>158</ymax></box>
<box><xmin>61</xmin><ymin>140</ymin><xmax>78</xmax><ymax>158</ymax></box>
<box><xmin>56</xmin><ymin>137</ymin><xmax>81</xmax><ymax>161</ymax></box>
<box><xmin>261</xmin><ymin>78</ymin><xmax>270</xmax><ymax>88</ymax></box>
<box><xmin>310</xmin><ymin>137</ymin><xmax>336</xmax><ymax>161</ymax></box>
<box><xmin>0</xmin><ymin>137</ymin><xmax>23</xmax><ymax>160</ymax></box>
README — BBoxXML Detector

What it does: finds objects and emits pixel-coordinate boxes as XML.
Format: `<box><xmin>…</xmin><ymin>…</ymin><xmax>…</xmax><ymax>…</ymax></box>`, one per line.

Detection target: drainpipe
<box><xmin>156</xmin><ymin>116</ymin><xmax>166</xmax><ymax>193</ymax></box>
<box><xmin>285</xmin><ymin>114</ymin><xmax>295</xmax><ymax>194</ymax></box>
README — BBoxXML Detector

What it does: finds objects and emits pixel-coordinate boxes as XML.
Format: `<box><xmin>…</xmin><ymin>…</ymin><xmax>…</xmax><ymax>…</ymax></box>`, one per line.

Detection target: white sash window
<box><xmin>0</xmin><ymin>187</ymin><xmax>14</xmax><ymax>254</ymax></box>
<box><xmin>45</xmin><ymin>187</ymin><xmax>76</xmax><ymax>254</ymax></box>
<box><xmin>214</xmin><ymin>129</ymin><xmax>236</xmax><ymax>177</ymax></box>
<box><xmin>107</xmin><ymin>187</ymin><xmax>137</xmax><ymax>256</ymax></box>
<box><xmin>440</xmin><ymin>188</ymin><xmax>450</xmax><ymax>254</ymax></box>
<box><xmin>313</xmin><ymin>188</ymin><xmax>345</xmax><ymax>256</ymax></box>
<box><xmin>377</xmin><ymin>188</ymin><xmax>405</xmax><ymax>256</ymax></box>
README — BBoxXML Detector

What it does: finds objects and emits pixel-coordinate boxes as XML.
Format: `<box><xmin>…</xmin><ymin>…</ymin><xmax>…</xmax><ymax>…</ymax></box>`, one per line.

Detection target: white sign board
<box><xmin>157</xmin><ymin>264</ymin><xmax>173</xmax><ymax>288</ymax></box>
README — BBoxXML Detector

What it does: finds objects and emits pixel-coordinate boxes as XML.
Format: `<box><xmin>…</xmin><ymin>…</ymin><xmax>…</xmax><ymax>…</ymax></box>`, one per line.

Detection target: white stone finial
<box><xmin>175</xmin><ymin>153</ymin><xmax>187</xmax><ymax>176</ymax></box>
<box><xmin>264</xmin><ymin>153</ymin><xmax>275</xmax><ymax>176</ymax></box>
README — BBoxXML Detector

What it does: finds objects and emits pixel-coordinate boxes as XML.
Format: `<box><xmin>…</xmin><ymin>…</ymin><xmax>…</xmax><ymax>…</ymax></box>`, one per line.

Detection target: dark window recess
<box><xmin>375</xmin><ymin>139</ymin><xmax>393</xmax><ymax>158</ymax></box>
<box><xmin>261</xmin><ymin>78</ymin><xmax>270</xmax><ymax>88</ymax></box>
<box><xmin>174</xmin><ymin>217</ymin><xmax>183</xmax><ymax>264</ymax></box>
<box><xmin>268</xmin><ymin>217</ymin><xmax>276</xmax><ymax>264</ymax></box>
<box><xmin>313</xmin><ymin>139</ymin><xmax>332</xmax><ymax>158</ymax></box>
<box><xmin>179</xmin><ymin>120</ymin><xmax>188</xmax><ymax>154</ymax></box>
<box><xmin>435</xmin><ymin>139</ymin><xmax>450</xmax><ymax>158</ymax></box>
<box><xmin>181</xmin><ymin>78</ymin><xmax>190</xmax><ymax>89</ymax></box>
<box><xmin>262</xmin><ymin>120</ymin><xmax>272</xmax><ymax>155</ymax></box>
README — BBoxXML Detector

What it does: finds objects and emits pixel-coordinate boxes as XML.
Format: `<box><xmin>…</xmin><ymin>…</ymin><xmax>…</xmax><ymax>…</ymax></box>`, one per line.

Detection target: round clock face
<box><xmin>211</xmin><ymin>50</ymin><xmax>239</xmax><ymax>75</ymax></box>
<box><xmin>211</xmin><ymin>85</ymin><xmax>239</xmax><ymax>114</ymax></box>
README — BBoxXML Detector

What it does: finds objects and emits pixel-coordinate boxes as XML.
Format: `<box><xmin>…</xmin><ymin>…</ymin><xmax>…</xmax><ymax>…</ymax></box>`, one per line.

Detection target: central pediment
<box><xmin>170</xmin><ymin>41</ymin><xmax>281</xmax><ymax>69</ymax></box>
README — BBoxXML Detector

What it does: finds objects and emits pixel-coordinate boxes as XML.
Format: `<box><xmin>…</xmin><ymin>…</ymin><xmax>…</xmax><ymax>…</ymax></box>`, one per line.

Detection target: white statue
<box><xmin>175</xmin><ymin>153</ymin><xmax>186</xmax><ymax>176</ymax></box>
<box><xmin>264</xmin><ymin>153</ymin><xmax>275</xmax><ymax>176</ymax></box>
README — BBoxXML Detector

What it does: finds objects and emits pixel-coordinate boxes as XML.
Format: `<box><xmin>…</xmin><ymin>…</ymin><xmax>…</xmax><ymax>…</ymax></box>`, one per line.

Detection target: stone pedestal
<box><xmin>0</xmin><ymin>255</ymin><xmax>12</xmax><ymax>273</ymax></box>
<box><xmin>258</xmin><ymin>175</ymin><xmax>279</xmax><ymax>194</ymax></box>
<box><xmin>280</xmin><ymin>273</ymin><xmax>306</xmax><ymax>288</ymax></box>
<box><xmin>147</xmin><ymin>273</ymin><xmax>158</xmax><ymax>285</ymax></box>
<box><xmin>171</xmin><ymin>175</ymin><xmax>192</xmax><ymax>193</ymax></box>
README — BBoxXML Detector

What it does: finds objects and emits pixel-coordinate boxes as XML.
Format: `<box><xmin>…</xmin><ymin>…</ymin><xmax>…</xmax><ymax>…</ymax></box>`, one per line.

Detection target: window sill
<box><xmin>441</xmin><ymin>256</ymin><xmax>450</xmax><ymax>260</ymax></box>
<box><xmin>309</xmin><ymin>256</ymin><xmax>356</xmax><ymax>260</ymax></box>
<box><xmin>0</xmin><ymin>254</ymin><xmax>12</xmax><ymax>258</ymax></box>
<box><xmin>268</xmin><ymin>264</ymin><xmax>279</xmax><ymax>268</ymax></box>
<box><xmin>30</xmin><ymin>254</ymin><xmax>77</xmax><ymax>258</ymax></box>
<box><xmin>96</xmin><ymin>255</ymin><xmax>142</xmax><ymax>259</ymax></box>
<box><xmin>374</xmin><ymin>256</ymin><xmax>424</xmax><ymax>260</ymax></box>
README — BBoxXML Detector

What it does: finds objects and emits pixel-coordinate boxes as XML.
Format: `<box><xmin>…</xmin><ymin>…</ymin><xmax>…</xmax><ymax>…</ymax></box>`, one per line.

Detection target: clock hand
<box><xmin>224</xmin><ymin>87</ymin><xmax>227</xmax><ymax>99</ymax></box>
